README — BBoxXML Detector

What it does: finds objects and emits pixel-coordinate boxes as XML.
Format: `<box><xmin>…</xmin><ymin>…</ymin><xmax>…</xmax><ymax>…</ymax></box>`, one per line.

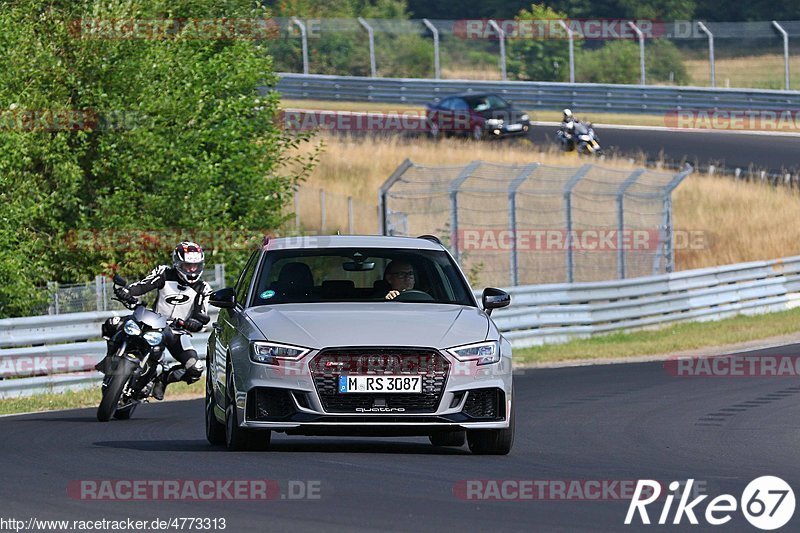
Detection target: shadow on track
<box><xmin>94</xmin><ymin>438</ymin><xmax>471</xmax><ymax>455</ymax></box>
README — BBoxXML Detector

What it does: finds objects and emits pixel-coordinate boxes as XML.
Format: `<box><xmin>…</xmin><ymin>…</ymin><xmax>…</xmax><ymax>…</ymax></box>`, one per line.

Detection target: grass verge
<box><xmin>515</xmin><ymin>306</ymin><xmax>800</xmax><ymax>365</ymax></box>
<box><xmin>0</xmin><ymin>379</ymin><xmax>204</xmax><ymax>416</ymax></box>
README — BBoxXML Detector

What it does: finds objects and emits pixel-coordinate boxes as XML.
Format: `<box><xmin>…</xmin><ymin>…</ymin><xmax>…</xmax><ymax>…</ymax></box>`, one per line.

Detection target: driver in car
<box><xmin>383</xmin><ymin>260</ymin><xmax>417</xmax><ymax>300</ymax></box>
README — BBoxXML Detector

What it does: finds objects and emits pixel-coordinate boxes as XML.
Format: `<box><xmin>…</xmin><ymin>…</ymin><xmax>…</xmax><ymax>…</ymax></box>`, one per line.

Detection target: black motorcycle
<box><xmin>557</xmin><ymin>121</ymin><xmax>603</xmax><ymax>155</ymax></box>
<box><xmin>96</xmin><ymin>275</ymin><xmax>186</xmax><ymax>421</ymax></box>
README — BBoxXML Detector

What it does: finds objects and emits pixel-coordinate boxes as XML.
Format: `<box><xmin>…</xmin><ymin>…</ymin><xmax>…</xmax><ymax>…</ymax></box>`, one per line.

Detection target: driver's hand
<box><xmin>385</xmin><ymin>290</ymin><xmax>400</xmax><ymax>300</ymax></box>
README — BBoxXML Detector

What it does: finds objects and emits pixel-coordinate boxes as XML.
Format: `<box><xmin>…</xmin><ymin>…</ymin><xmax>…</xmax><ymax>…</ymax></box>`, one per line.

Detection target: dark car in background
<box><xmin>425</xmin><ymin>93</ymin><xmax>531</xmax><ymax>140</ymax></box>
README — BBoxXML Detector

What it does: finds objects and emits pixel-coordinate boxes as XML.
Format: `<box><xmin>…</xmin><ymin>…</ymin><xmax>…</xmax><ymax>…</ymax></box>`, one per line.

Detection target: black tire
<box><xmin>429</xmin><ymin>430</ymin><xmax>466</xmax><ymax>447</ymax></box>
<box><xmin>224</xmin><ymin>365</ymin><xmax>270</xmax><ymax>451</ymax></box>
<box><xmin>467</xmin><ymin>400</ymin><xmax>515</xmax><ymax>455</ymax></box>
<box><xmin>97</xmin><ymin>359</ymin><xmax>136</xmax><ymax>422</ymax></box>
<box><xmin>113</xmin><ymin>402</ymin><xmax>137</xmax><ymax>420</ymax></box>
<box><xmin>206</xmin><ymin>371</ymin><xmax>226</xmax><ymax>445</ymax></box>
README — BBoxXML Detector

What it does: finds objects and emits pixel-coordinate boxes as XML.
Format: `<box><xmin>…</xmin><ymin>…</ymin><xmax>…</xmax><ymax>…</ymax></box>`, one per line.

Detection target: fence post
<box><xmin>616</xmin><ymin>169</ymin><xmax>645</xmax><ymax>279</ymax></box>
<box><xmin>563</xmin><ymin>165</ymin><xmax>593</xmax><ymax>283</ymax></box>
<box><xmin>697</xmin><ymin>22</ymin><xmax>715</xmax><ymax>88</ymax></box>
<box><xmin>291</xmin><ymin>17</ymin><xmax>309</xmax><ymax>75</ymax></box>
<box><xmin>47</xmin><ymin>281</ymin><xmax>59</xmax><ymax>315</ymax></box>
<box><xmin>357</xmin><ymin>17</ymin><xmax>377</xmax><ymax>77</ymax></box>
<box><xmin>508</xmin><ymin>163</ymin><xmax>540</xmax><ymax>286</ymax></box>
<box><xmin>627</xmin><ymin>22</ymin><xmax>646</xmax><ymax>85</ymax></box>
<box><xmin>95</xmin><ymin>275</ymin><xmax>103</xmax><ymax>312</ymax></box>
<box><xmin>487</xmin><ymin>20</ymin><xmax>507</xmax><ymax>81</ymax></box>
<box><xmin>449</xmin><ymin>161</ymin><xmax>482</xmax><ymax>263</ymax></box>
<box><xmin>319</xmin><ymin>188</ymin><xmax>326</xmax><ymax>234</ymax></box>
<box><xmin>772</xmin><ymin>21</ymin><xmax>790</xmax><ymax>90</ymax></box>
<box><xmin>557</xmin><ymin>20</ymin><xmax>575</xmax><ymax>83</ymax></box>
<box><xmin>348</xmin><ymin>196</ymin><xmax>354</xmax><ymax>234</ymax></box>
<box><xmin>378</xmin><ymin>159</ymin><xmax>414</xmax><ymax>235</ymax></box>
<box><xmin>422</xmin><ymin>19</ymin><xmax>440</xmax><ymax>79</ymax></box>
<box><xmin>294</xmin><ymin>190</ymin><xmax>300</xmax><ymax>231</ymax></box>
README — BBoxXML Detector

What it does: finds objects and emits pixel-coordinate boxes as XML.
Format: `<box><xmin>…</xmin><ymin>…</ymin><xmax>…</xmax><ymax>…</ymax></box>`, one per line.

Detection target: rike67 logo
<box><xmin>625</xmin><ymin>477</ymin><xmax>795</xmax><ymax>530</ymax></box>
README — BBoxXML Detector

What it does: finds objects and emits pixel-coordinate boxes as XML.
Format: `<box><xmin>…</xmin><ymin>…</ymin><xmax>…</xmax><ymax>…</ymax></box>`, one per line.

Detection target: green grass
<box><xmin>0</xmin><ymin>379</ymin><xmax>204</xmax><ymax>416</ymax></box>
<box><xmin>515</xmin><ymin>306</ymin><xmax>800</xmax><ymax>365</ymax></box>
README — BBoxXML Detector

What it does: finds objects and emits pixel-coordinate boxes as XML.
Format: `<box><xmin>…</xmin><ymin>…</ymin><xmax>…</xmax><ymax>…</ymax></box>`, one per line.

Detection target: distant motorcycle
<box><xmin>95</xmin><ymin>274</ymin><xmax>188</xmax><ymax>421</ymax></box>
<box><xmin>557</xmin><ymin>121</ymin><xmax>602</xmax><ymax>155</ymax></box>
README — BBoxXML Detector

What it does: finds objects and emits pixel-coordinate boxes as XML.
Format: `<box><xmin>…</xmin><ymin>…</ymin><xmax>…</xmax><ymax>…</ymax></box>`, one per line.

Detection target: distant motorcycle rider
<box><xmin>99</xmin><ymin>242</ymin><xmax>211</xmax><ymax>400</ymax></box>
<box><xmin>559</xmin><ymin>108</ymin><xmax>578</xmax><ymax>148</ymax></box>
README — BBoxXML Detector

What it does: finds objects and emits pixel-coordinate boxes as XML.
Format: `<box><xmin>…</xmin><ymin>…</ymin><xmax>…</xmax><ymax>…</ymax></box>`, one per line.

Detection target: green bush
<box><xmin>0</xmin><ymin>0</ymin><xmax>318</xmax><ymax>317</ymax></box>
<box><xmin>577</xmin><ymin>39</ymin><xmax>688</xmax><ymax>85</ymax></box>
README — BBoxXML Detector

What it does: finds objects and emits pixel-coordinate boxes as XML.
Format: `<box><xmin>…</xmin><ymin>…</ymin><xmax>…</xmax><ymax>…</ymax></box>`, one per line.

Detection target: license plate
<box><xmin>338</xmin><ymin>375</ymin><xmax>422</xmax><ymax>393</ymax></box>
<box><xmin>506</xmin><ymin>123</ymin><xmax>523</xmax><ymax>131</ymax></box>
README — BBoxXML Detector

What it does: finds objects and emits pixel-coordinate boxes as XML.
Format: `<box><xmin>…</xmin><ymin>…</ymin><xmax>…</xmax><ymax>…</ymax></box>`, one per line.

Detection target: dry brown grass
<box><xmin>287</xmin><ymin>133</ymin><xmax>800</xmax><ymax>272</ymax></box>
<box><xmin>684</xmin><ymin>53</ymin><xmax>800</xmax><ymax>90</ymax></box>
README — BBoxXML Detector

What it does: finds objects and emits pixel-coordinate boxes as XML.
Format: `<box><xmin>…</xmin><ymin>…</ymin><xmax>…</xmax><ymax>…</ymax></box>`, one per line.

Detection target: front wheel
<box><xmin>97</xmin><ymin>358</ymin><xmax>137</xmax><ymax>422</ymax></box>
<box><xmin>467</xmin><ymin>401</ymin><xmax>514</xmax><ymax>455</ymax></box>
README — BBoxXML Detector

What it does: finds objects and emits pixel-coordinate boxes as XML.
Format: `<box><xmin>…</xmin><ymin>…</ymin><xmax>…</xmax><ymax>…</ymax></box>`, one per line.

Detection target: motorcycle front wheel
<box><xmin>97</xmin><ymin>358</ymin><xmax>137</xmax><ymax>422</ymax></box>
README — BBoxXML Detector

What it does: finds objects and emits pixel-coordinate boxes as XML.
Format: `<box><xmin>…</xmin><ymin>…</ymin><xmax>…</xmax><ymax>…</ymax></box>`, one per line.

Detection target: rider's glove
<box><xmin>114</xmin><ymin>286</ymin><xmax>136</xmax><ymax>305</ymax></box>
<box><xmin>172</xmin><ymin>318</ymin><xmax>186</xmax><ymax>330</ymax></box>
<box><xmin>184</xmin><ymin>318</ymin><xmax>203</xmax><ymax>332</ymax></box>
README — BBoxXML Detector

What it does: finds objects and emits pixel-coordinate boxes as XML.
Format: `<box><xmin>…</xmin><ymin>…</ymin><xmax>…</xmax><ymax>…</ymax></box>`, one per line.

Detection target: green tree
<box><xmin>507</xmin><ymin>4</ymin><xmax>573</xmax><ymax>82</ymax></box>
<box><xmin>0</xmin><ymin>0</ymin><xmax>318</xmax><ymax>317</ymax></box>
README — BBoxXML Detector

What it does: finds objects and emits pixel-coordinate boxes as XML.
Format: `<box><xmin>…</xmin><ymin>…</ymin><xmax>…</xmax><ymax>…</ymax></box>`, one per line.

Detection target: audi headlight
<box><xmin>520</xmin><ymin>114</ymin><xmax>530</xmax><ymax>122</ymax></box>
<box><xmin>485</xmin><ymin>118</ymin><xmax>503</xmax><ymax>128</ymax></box>
<box><xmin>143</xmin><ymin>331</ymin><xmax>163</xmax><ymax>346</ymax></box>
<box><xmin>123</xmin><ymin>320</ymin><xmax>141</xmax><ymax>336</ymax></box>
<box><xmin>448</xmin><ymin>341</ymin><xmax>501</xmax><ymax>366</ymax></box>
<box><xmin>250</xmin><ymin>341</ymin><xmax>310</xmax><ymax>366</ymax></box>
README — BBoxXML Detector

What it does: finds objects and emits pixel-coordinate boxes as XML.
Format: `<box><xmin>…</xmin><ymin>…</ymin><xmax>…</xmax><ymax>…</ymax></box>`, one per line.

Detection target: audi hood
<box><xmin>243</xmin><ymin>302</ymin><xmax>492</xmax><ymax>349</ymax></box>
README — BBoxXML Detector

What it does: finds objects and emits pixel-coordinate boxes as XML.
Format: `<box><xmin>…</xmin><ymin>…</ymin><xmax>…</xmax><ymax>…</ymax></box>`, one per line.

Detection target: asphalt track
<box><xmin>3</xmin><ymin>344</ymin><xmax>800</xmax><ymax>532</ymax></box>
<box><xmin>526</xmin><ymin>125</ymin><xmax>800</xmax><ymax>175</ymax></box>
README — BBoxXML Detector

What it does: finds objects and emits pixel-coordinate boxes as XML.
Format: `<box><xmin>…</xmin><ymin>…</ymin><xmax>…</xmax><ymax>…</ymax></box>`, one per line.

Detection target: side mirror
<box><xmin>482</xmin><ymin>288</ymin><xmax>510</xmax><ymax>316</ymax></box>
<box><xmin>209</xmin><ymin>287</ymin><xmax>236</xmax><ymax>309</ymax></box>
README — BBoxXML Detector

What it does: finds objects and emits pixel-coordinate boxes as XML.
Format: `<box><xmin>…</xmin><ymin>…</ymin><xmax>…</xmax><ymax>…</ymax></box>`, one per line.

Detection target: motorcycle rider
<box><xmin>559</xmin><ymin>108</ymin><xmax>578</xmax><ymax>149</ymax></box>
<box><xmin>98</xmin><ymin>241</ymin><xmax>211</xmax><ymax>400</ymax></box>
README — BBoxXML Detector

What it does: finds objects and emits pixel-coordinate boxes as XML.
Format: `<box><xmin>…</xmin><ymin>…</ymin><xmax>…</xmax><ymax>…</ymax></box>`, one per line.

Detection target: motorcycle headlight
<box><xmin>250</xmin><ymin>341</ymin><xmax>310</xmax><ymax>366</ymax></box>
<box><xmin>123</xmin><ymin>320</ymin><xmax>141</xmax><ymax>336</ymax></box>
<box><xmin>485</xmin><ymin>118</ymin><xmax>503</xmax><ymax>128</ymax></box>
<box><xmin>448</xmin><ymin>341</ymin><xmax>501</xmax><ymax>366</ymax></box>
<box><xmin>143</xmin><ymin>331</ymin><xmax>163</xmax><ymax>346</ymax></box>
<box><xmin>579</xmin><ymin>135</ymin><xmax>591</xmax><ymax>140</ymax></box>
<box><xmin>520</xmin><ymin>114</ymin><xmax>530</xmax><ymax>122</ymax></box>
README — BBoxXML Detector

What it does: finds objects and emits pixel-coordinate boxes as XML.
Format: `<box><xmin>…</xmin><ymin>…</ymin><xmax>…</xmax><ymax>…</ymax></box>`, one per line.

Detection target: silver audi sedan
<box><xmin>205</xmin><ymin>235</ymin><xmax>513</xmax><ymax>454</ymax></box>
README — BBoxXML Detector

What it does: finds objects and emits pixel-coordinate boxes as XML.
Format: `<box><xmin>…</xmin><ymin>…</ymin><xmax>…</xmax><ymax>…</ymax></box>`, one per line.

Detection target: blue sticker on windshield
<box><xmin>260</xmin><ymin>290</ymin><xmax>275</xmax><ymax>300</ymax></box>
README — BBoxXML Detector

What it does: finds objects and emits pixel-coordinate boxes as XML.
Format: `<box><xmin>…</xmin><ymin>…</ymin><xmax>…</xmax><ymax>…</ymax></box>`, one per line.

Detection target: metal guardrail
<box><xmin>0</xmin><ymin>310</ymin><xmax>218</xmax><ymax>399</ymax></box>
<box><xmin>487</xmin><ymin>255</ymin><xmax>800</xmax><ymax>347</ymax></box>
<box><xmin>275</xmin><ymin>73</ymin><xmax>800</xmax><ymax>114</ymax></box>
<box><xmin>2</xmin><ymin>255</ymin><xmax>800</xmax><ymax>397</ymax></box>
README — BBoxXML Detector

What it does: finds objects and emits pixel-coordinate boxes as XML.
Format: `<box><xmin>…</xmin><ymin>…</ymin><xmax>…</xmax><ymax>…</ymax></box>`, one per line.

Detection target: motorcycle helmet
<box><xmin>563</xmin><ymin>108</ymin><xmax>573</xmax><ymax>121</ymax></box>
<box><xmin>173</xmin><ymin>241</ymin><xmax>205</xmax><ymax>284</ymax></box>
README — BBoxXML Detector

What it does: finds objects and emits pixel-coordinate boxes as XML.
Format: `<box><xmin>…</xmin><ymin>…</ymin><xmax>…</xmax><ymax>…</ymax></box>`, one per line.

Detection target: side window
<box><xmin>234</xmin><ymin>251</ymin><xmax>258</xmax><ymax>307</ymax></box>
<box><xmin>452</xmin><ymin>98</ymin><xmax>469</xmax><ymax>111</ymax></box>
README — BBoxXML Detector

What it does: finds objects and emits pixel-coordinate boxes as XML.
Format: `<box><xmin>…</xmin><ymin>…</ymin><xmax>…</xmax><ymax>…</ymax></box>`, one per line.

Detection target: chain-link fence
<box><xmin>379</xmin><ymin>160</ymin><xmax>692</xmax><ymax>287</ymax></box>
<box><xmin>35</xmin><ymin>265</ymin><xmax>227</xmax><ymax>315</ymax></box>
<box><xmin>269</xmin><ymin>17</ymin><xmax>800</xmax><ymax>90</ymax></box>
